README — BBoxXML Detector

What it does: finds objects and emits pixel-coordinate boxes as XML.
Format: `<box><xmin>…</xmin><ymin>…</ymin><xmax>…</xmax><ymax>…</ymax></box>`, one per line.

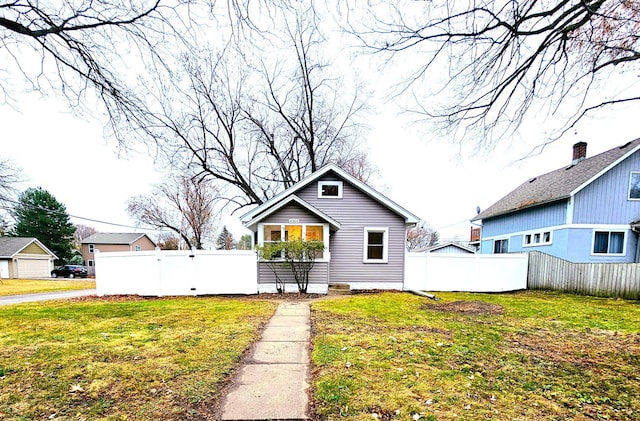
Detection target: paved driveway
<box><xmin>0</xmin><ymin>289</ymin><xmax>96</xmax><ymax>306</ymax></box>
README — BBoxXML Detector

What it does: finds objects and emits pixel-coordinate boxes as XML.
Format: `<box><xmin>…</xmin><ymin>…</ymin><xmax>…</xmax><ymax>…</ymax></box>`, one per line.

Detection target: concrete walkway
<box><xmin>0</xmin><ymin>289</ymin><xmax>97</xmax><ymax>306</ymax></box>
<box><xmin>218</xmin><ymin>301</ymin><xmax>311</xmax><ymax>420</ymax></box>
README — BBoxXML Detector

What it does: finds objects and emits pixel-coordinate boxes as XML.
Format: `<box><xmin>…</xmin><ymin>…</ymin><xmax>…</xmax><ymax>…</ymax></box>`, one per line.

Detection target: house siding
<box><xmin>481</xmin><ymin>201</ymin><xmax>567</xmax><ymax>237</ymax></box>
<box><xmin>258</xmin><ymin>262</ymin><xmax>329</xmax><ymax>285</ymax></box>
<box><xmin>295</xmin><ymin>174</ymin><xmax>407</xmax><ymax>286</ymax></box>
<box><xmin>257</xmin><ymin>203</ymin><xmax>326</xmax><ymax>226</ymax></box>
<box><xmin>573</xmin><ymin>151</ymin><xmax>640</xmax><ymax>224</ymax></box>
<box><xmin>22</xmin><ymin>243</ymin><xmax>48</xmax><ymax>255</ymax></box>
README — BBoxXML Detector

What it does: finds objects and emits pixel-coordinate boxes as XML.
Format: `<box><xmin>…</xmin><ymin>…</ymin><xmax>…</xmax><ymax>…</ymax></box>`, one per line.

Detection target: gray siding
<box><xmin>258</xmin><ymin>262</ymin><xmax>329</xmax><ymax>284</ymax></box>
<box><xmin>259</xmin><ymin>203</ymin><xmax>325</xmax><ymax>225</ymax></box>
<box><xmin>573</xmin><ymin>151</ymin><xmax>640</xmax><ymax>224</ymax></box>
<box><xmin>295</xmin><ymin>174</ymin><xmax>407</xmax><ymax>285</ymax></box>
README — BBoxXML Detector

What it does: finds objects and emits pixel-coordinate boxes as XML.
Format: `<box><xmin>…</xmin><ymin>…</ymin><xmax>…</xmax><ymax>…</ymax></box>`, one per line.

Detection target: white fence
<box><xmin>404</xmin><ymin>252</ymin><xmax>529</xmax><ymax>292</ymax></box>
<box><xmin>95</xmin><ymin>250</ymin><xmax>258</xmax><ymax>296</ymax></box>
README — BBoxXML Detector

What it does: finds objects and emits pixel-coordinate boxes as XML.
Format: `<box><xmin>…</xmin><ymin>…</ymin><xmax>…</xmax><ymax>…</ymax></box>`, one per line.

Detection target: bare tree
<box><xmin>127</xmin><ymin>176</ymin><xmax>218</xmax><ymax>249</ymax></box>
<box><xmin>140</xmin><ymin>3</ymin><xmax>373</xmax><ymax>211</ymax></box>
<box><xmin>407</xmin><ymin>221</ymin><xmax>440</xmax><ymax>251</ymax></box>
<box><xmin>157</xmin><ymin>232</ymin><xmax>181</xmax><ymax>250</ymax></box>
<box><xmin>347</xmin><ymin>0</ymin><xmax>640</xmax><ymax>148</ymax></box>
<box><xmin>0</xmin><ymin>157</ymin><xmax>21</xmax><ymax>204</ymax></box>
<box><xmin>0</xmin><ymin>0</ymin><xmax>193</xmax><ymax>141</ymax></box>
<box><xmin>72</xmin><ymin>224</ymin><xmax>97</xmax><ymax>250</ymax></box>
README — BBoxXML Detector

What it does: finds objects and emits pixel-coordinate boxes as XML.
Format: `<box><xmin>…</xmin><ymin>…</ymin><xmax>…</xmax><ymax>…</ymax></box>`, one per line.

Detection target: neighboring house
<box><xmin>81</xmin><ymin>233</ymin><xmax>156</xmax><ymax>276</ymax></box>
<box><xmin>240</xmin><ymin>164</ymin><xmax>420</xmax><ymax>293</ymax></box>
<box><xmin>414</xmin><ymin>242</ymin><xmax>476</xmax><ymax>254</ymax></box>
<box><xmin>473</xmin><ymin>139</ymin><xmax>640</xmax><ymax>263</ymax></box>
<box><xmin>0</xmin><ymin>237</ymin><xmax>57</xmax><ymax>278</ymax></box>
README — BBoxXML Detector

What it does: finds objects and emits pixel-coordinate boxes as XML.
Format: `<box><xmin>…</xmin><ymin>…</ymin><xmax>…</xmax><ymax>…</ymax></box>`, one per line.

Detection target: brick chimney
<box><xmin>572</xmin><ymin>142</ymin><xmax>587</xmax><ymax>164</ymax></box>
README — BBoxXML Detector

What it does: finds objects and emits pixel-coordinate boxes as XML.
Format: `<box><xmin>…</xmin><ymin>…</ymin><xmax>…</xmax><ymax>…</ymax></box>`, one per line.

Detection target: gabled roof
<box><xmin>414</xmin><ymin>242</ymin><xmax>476</xmax><ymax>254</ymax></box>
<box><xmin>240</xmin><ymin>164</ymin><xmax>420</xmax><ymax>225</ymax></box>
<box><xmin>0</xmin><ymin>237</ymin><xmax>57</xmax><ymax>259</ymax></box>
<box><xmin>81</xmin><ymin>233</ymin><xmax>156</xmax><ymax>246</ymax></box>
<box><xmin>473</xmin><ymin>138</ymin><xmax>640</xmax><ymax>221</ymax></box>
<box><xmin>243</xmin><ymin>195</ymin><xmax>341</xmax><ymax>231</ymax></box>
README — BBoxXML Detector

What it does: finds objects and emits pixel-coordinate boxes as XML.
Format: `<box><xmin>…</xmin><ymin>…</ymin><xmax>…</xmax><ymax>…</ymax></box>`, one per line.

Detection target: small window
<box><xmin>493</xmin><ymin>239</ymin><xmax>508</xmax><ymax>254</ymax></box>
<box><xmin>593</xmin><ymin>231</ymin><xmax>625</xmax><ymax>255</ymax></box>
<box><xmin>363</xmin><ymin>227</ymin><xmax>388</xmax><ymax>263</ymax></box>
<box><xmin>523</xmin><ymin>230</ymin><xmax>552</xmax><ymax>247</ymax></box>
<box><xmin>629</xmin><ymin>172</ymin><xmax>640</xmax><ymax>200</ymax></box>
<box><xmin>89</xmin><ymin>244</ymin><xmax>95</xmax><ymax>253</ymax></box>
<box><xmin>135</xmin><ymin>245</ymin><xmax>141</xmax><ymax>251</ymax></box>
<box><xmin>88</xmin><ymin>260</ymin><xmax>94</xmax><ymax>267</ymax></box>
<box><xmin>318</xmin><ymin>181</ymin><xmax>343</xmax><ymax>198</ymax></box>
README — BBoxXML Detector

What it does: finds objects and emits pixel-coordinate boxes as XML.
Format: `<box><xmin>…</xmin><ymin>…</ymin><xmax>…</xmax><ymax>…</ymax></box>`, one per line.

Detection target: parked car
<box><xmin>51</xmin><ymin>265</ymin><xmax>88</xmax><ymax>278</ymax></box>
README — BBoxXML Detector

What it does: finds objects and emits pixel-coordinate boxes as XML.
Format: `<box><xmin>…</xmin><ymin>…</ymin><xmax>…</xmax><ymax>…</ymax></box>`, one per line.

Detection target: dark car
<box><xmin>51</xmin><ymin>265</ymin><xmax>88</xmax><ymax>279</ymax></box>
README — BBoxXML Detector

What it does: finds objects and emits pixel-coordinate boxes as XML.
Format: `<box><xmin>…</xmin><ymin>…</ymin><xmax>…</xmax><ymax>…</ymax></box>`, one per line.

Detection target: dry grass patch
<box><xmin>311</xmin><ymin>291</ymin><xmax>640</xmax><ymax>420</ymax></box>
<box><xmin>0</xmin><ymin>279</ymin><xmax>95</xmax><ymax>296</ymax></box>
<box><xmin>0</xmin><ymin>296</ymin><xmax>276</xmax><ymax>419</ymax></box>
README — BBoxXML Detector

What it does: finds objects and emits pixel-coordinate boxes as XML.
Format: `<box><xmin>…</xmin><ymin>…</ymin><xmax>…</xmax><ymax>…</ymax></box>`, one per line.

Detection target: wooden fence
<box><xmin>527</xmin><ymin>251</ymin><xmax>640</xmax><ymax>300</ymax></box>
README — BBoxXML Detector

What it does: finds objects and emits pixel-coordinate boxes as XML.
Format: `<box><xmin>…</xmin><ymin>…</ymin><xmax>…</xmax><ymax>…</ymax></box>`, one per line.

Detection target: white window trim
<box><xmin>628</xmin><ymin>171</ymin><xmax>640</xmax><ymax>201</ymax></box>
<box><xmin>88</xmin><ymin>244</ymin><xmax>95</xmax><ymax>253</ymax></box>
<box><xmin>591</xmin><ymin>229</ymin><xmax>627</xmax><ymax>256</ymax></box>
<box><xmin>363</xmin><ymin>227</ymin><xmax>389</xmax><ymax>263</ymax></box>
<box><xmin>257</xmin><ymin>222</ymin><xmax>330</xmax><ymax>262</ymax></box>
<box><xmin>318</xmin><ymin>181</ymin><xmax>343</xmax><ymax>198</ymax></box>
<box><xmin>88</xmin><ymin>260</ymin><xmax>94</xmax><ymax>267</ymax></box>
<box><xmin>522</xmin><ymin>230</ymin><xmax>553</xmax><ymax>247</ymax></box>
<box><xmin>492</xmin><ymin>237</ymin><xmax>509</xmax><ymax>254</ymax></box>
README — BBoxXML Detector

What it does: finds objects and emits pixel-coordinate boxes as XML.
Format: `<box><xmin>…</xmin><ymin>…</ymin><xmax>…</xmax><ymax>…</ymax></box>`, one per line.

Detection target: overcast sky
<box><xmin>4</xmin><ymin>88</ymin><xmax>639</xmax><ymax>244</ymax></box>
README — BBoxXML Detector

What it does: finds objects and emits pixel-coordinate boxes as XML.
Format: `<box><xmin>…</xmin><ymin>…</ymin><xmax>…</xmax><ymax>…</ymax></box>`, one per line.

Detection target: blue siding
<box><xmin>481</xmin><ymin>201</ymin><xmax>567</xmax><ymax>237</ymax></box>
<box><xmin>573</xmin><ymin>152</ymin><xmax>640</xmax><ymax>224</ymax></box>
<box><xmin>566</xmin><ymin>228</ymin><xmax>637</xmax><ymax>263</ymax></box>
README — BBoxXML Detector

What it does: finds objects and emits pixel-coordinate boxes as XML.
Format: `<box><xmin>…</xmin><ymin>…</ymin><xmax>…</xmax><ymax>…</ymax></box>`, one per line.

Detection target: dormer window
<box><xmin>318</xmin><ymin>181</ymin><xmax>343</xmax><ymax>198</ymax></box>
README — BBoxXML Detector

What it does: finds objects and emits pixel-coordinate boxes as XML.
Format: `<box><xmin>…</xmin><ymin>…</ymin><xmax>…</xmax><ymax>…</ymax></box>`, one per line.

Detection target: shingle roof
<box><xmin>81</xmin><ymin>233</ymin><xmax>154</xmax><ymax>245</ymax></box>
<box><xmin>0</xmin><ymin>237</ymin><xmax>57</xmax><ymax>258</ymax></box>
<box><xmin>473</xmin><ymin>138</ymin><xmax>640</xmax><ymax>221</ymax></box>
<box><xmin>240</xmin><ymin>163</ymin><xmax>420</xmax><ymax>225</ymax></box>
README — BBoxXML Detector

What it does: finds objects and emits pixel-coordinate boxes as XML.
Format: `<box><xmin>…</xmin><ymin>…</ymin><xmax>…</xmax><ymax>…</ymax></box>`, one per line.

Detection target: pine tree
<box><xmin>11</xmin><ymin>187</ymin><xmax>76</xmax><ymax>263</ymax></box>
<box><xmin>215</xmin><ymin>226</ymin><xmax>236</xmax><ymax>250</ymax></box>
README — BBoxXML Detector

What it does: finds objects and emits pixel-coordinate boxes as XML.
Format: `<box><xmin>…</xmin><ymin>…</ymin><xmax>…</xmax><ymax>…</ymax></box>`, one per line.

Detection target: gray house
<box><xmin>240</xmin><ymin>164</ymin><xmax>420</xmax><ymax>293</ymax></box>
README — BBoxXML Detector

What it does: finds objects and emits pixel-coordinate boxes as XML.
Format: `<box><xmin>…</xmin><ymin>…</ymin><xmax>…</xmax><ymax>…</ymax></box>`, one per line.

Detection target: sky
<box><xmin>4</xmin><ymin>90</ymin><xmax>640</xmax><ymax>244</ymax></box>
<box><xmin>3</xmin><ymin>3</ymin><xmax>640</xmax><ymax>244</ymax></box>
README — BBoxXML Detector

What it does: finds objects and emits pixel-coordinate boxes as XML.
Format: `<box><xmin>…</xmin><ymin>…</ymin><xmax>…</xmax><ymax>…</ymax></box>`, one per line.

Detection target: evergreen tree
<box><xmin>215</xmin><ymin>226</ymin><xmax>235</xmax><ymax>250</ymax></box>
<box><xmin>11</xmin><ymin>187</ymin><xmax>76</xmax><ymax>263</ymax></box>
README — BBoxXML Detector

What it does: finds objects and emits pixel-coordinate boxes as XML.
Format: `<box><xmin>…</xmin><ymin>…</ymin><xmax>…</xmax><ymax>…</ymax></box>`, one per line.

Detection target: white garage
<box><xmin>0</xmin><ymin>237</ymin><xmax>57</xmax><ymax>279</ymax></box>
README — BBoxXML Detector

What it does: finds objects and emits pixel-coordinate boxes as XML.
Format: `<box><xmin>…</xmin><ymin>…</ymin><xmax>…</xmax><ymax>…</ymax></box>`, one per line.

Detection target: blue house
<box><xmin>473</xmin><ymin>139</ymin><xmax>640</xmax><ymax>263</ymax></box>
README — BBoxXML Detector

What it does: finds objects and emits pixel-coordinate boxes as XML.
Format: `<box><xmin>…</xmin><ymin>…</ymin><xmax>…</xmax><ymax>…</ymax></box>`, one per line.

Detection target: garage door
<box><xmin>16</xmin><ymin>258</ymin><xmax>50</xmax><ymax>278</ymax></box>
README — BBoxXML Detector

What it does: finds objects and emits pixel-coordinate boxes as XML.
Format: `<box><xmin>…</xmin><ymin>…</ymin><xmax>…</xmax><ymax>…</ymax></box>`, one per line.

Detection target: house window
<box><xmin>89</xmin><ymin>244</ymin><xmax>95</xmax><ymax>253</ymax></box>
<box><xmin>629</xmin><ymin>172</ymin><xmax>640</xmax><ymax>200</ymax></box>
<box><xmin>88</xmin><ymin>260</ymin><xmax>94</xmax><ymax>267</ymax></box>
<box><xmin>318</xmin><ymin>181</ymin><xmax>343</xmax><ymax>198</ymax></box>
<box><xmin>135</xmin><ymin>245</ymin><xmax>141</xmax><ymax>251</ymax></box>
<box><xmin>493</xmin><ymin>239</ymin><xmax>509</xmax><ymax>254</ymax></box>
<box><xmin>363</xmin><ymin>227</ymin><xmax>388</xmax><ymax>263</ymax></box>
<box><xmin>593</xmin><ymin>231</ymin><xmax>625</xmax><ymax>255</ymax></box>
<box><xmin>260</xmin><ymin>223</ymin><xmax>326</xmax><ymax>259</ymax></box>
<box><xmin>523</xmin><ymin>230</ymin><xmax>552</xmax><ymax>247</ymax></box>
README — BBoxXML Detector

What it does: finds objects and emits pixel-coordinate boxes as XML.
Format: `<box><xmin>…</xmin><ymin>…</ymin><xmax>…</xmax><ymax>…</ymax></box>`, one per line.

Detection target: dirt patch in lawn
<box><xmin>422</xmin><ymin>300</ymin><xmax>505</xmax><ymax>315</ymax></box>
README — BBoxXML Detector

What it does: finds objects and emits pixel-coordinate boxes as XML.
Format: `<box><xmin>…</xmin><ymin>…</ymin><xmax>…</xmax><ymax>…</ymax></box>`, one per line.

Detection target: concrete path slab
<box><xmin>218</xmin><ymin>301</ymin><xmax>311</xmax><ymax>420</ymax></box>
<box><xmin>251</xmin><ymin>341</ymin><xmax>309</xmax><ymax>364</ymax></box>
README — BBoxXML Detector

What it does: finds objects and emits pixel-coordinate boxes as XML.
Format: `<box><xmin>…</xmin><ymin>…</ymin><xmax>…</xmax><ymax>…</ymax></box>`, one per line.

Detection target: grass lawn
<box><xmin>0</xmin><ymin>296</ymin><xmax>276</xmax><ymax>420</ymax></box>
<box><xmin>311</xmin><ymin>291</ymin><xmax>640</xmax><ymax>420</ymax></box>
<box><xmin>0</xmin><ymin>279</ymin><xmax>96</xmax><ymax>296</ymax></box>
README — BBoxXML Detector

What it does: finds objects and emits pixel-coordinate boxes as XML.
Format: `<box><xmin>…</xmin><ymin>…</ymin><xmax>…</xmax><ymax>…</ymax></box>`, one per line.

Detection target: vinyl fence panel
<box><xmin>405</xmin><ymin>253</ymin><xmax>528</xmax><ymax>292</ymax></box>
<box><xmin>95</xmin><ymin>250</ymin><xmax>258</xmax><ymax>296</ymax></box>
